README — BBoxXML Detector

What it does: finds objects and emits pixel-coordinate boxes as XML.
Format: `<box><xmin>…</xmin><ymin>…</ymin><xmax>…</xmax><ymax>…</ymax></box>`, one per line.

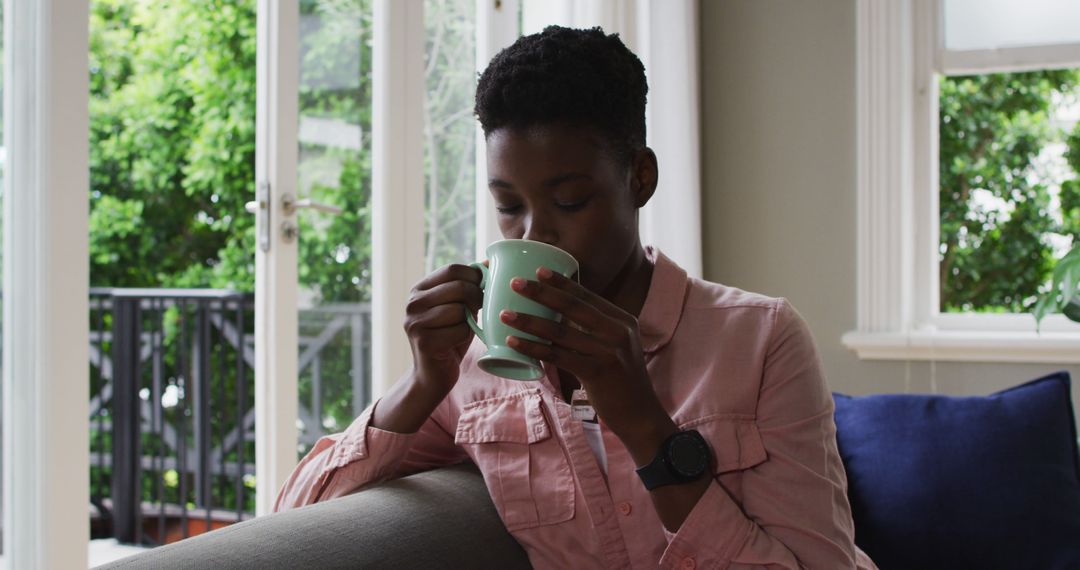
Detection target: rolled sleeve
<box><xmin>659</xmin><ymin>482</ymin><xmax>757</xmax><ymax>569</ymax></box>
<box><xmin>659</xmin><ymin>299</ymin><xmax>862</xmax><ymax>569</ymax></box>
<box><xmin>273</xmin><ymin>397</ymin><xmax>463</xmax><ymax>512</ymax></box>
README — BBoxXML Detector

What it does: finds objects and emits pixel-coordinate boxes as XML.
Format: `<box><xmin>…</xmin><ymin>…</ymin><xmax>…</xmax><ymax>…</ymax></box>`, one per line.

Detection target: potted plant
<box><xmin>1033</xmin><ymin>243</ymin><xmax>1080</xmax><ymax>331</ymax></box>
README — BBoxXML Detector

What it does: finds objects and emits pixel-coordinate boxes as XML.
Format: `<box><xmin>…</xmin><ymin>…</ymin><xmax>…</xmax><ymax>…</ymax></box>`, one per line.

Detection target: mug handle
<box><xmin>465</xmin><ymin>261</ymin><xmax>489</xmax><ymax>345</ymax></box>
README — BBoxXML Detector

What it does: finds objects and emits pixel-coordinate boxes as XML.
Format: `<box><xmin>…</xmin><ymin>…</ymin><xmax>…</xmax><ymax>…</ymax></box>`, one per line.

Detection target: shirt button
<box><xmin>618</xmin><ymin>501</ymin><xmax>632</xmax><ymax>516</ymax></box>
<box><xmin>680</xmin><ymin>557</ymin><xmax>696</xmax><ymax>570</ymax></box>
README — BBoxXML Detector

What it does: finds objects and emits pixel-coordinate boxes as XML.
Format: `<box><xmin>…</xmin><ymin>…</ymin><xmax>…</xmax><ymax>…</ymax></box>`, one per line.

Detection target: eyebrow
<box><xmin>488</xmin><ymin>173</ymin><xmax>592</xmax><ymax>190</ymax></box>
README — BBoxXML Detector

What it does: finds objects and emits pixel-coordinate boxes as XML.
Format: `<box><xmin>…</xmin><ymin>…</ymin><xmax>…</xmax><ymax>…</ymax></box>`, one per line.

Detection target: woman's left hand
<box><xmin>500</xmin><ymin>266</ymin><xmax>676</xmax><ymax>457</ymax></box>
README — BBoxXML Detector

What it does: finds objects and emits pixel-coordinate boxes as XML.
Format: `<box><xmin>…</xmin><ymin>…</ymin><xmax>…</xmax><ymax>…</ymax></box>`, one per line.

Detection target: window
<box><xmin>292</xmin><ymin>0</ymin><xmax>481</xmax><ymax>452</ymax></box>
<box><xmin>296</xmin><ymin>0</ymin><xmax>372</xmax><ymax>455</ymax></box>
<box><xmin>938</xmin><ymin>70</ymin><xmax>1079</xmax><ymax>315</ymax></box>
<box><xmin>938</xmin><ymin>0</ymin><xmax>1080</xmax><ymax>316</ymax></box>
<box><xmin>423</xmin><ymin>0</ymin><xmax>477</xmax><ymax>273</ymax></box>
<box><xmin>844</xmin><ymin>0</ymin><xmax>1080</xmax><ymax>363</ymax></box>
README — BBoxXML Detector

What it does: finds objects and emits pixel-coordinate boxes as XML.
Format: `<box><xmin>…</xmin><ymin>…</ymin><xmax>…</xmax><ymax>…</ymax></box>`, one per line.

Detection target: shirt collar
<box><xmin>637</xmin><ymin>246</ymin><xmax>688</xmax><ymax>354</ymax></box>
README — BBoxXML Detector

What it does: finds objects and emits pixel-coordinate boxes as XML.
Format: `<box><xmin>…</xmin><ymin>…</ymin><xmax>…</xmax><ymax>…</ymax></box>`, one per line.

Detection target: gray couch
<box><xmin>95</xmin><ymin>462</ymin><xmax>532</xmax><ymax>569</ymax></box>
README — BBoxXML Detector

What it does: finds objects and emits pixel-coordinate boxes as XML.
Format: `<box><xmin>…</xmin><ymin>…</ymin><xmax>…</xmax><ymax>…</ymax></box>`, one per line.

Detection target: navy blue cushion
<box><xmin>833</xmin><ymin>371</ymin><xmax>1080</xmax><ymax>570</ymax></box>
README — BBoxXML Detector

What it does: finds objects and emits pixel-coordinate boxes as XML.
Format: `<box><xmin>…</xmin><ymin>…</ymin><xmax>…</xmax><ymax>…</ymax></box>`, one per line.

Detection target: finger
<box><xmin>499</xmin><ymin>310</ymin><xmax>606</xmax><ymax>355</ymax></box>
<box><xmin>535</xmin><ymin>266</ymin><xmax>626</xmax><ymax>318</ymax></box>
<box><xmin>509</xmin><ymin>277</ymin><xmax>621</xmax><ymax>339</ymax></box>
<box><xmin>506</xmin><ymin>335</ymin><xmax>596</xmax><ymax>374</ymax></box>
<box><xmin>407</xmin><ymin>279</ymin><xmax>483</xmax><ymax>314</ymax></box>
<box><xmin>413</xmin><ymin>263</ymin><xmax>483</xmax><ymax>291</ymax></box>
<box><xmin>415</xmin><ymin>324</ymin><xmax>474</xmax><ymax>354</ymax></box>
<box><xmin>411</xmin><ymin>304</ymin><xmax>471</xmax><ymax>330</ymax></box>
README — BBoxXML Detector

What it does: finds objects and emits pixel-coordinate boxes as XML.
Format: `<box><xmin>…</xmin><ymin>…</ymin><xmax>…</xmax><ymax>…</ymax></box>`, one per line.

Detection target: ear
<box><xmin>630</xmin><ymin>148</ymin><xmax>658</xmax><ymax>208</ymax></box>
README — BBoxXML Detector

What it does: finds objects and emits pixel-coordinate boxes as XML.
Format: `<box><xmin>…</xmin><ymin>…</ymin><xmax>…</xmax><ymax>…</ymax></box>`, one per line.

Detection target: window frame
<box><xmin>2</xmin><ymin>0</ymin><xmax>92</xmax><ymax>565</ymax></box>
<box><xmin>843</xmin><ymin>0</ymin><xmax>1080</xmax><ymax>364</ymax></box>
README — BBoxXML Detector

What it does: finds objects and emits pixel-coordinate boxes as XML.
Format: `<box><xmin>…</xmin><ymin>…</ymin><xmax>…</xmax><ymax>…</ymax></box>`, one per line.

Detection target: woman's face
<box><xmin>485</xmin><ymin>123</ymin><xmax>655</xmax><ymax>296</ymax></box>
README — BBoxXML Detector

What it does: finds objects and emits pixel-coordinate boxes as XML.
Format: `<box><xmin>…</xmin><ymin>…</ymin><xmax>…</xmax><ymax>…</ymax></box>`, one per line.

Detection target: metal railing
<box><xmin>87</xmin><ymin>288</ymin><xmax>371</xmax><ymax>546</ymax></box>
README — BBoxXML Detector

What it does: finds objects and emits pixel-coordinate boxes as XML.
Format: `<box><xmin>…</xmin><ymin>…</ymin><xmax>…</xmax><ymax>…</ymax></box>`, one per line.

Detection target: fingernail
<box><xmin>537</xmin><ymin>266</ymin><xmax>553</xmax><ymax>279</ymax></box>
<box><xmin>501</xmin><ymin>310</ymin><xmax>517</xmax><ymax>321</ymax></box>
<box><xmin>511</xmin><ymin>277</ymin><xmax>526</xmax><ymax>290</ymax></box>
<box><xmin>506</xmin><ymin>336</ymin><xmax>519</xmax><ymax>347</ymax></box>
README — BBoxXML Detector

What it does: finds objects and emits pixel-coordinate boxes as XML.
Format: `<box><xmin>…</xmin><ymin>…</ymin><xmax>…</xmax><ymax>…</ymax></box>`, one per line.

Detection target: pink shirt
<box><xmin>275</xmin><ymin>248</ymin><xmax>877</xmax><ymax>570</ymax></box>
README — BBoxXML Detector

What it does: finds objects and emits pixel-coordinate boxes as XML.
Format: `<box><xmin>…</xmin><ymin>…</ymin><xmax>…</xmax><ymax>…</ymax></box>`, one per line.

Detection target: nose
<box><xmin>521</xmin><ymin>211</ymin><xmax>558</xmax><ymax>245</ymax></box>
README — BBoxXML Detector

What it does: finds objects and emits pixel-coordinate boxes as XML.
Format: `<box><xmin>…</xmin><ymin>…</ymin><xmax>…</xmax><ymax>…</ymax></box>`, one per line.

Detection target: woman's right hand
<box><xmin>403</xmin><ymin>263</ymin><xmax>485</xmax><ymax>395</ymax></box>
<box><xmin>370</xmin><ymin>263</ymin><xmax>484</xmax><ymax>435</ymax></box>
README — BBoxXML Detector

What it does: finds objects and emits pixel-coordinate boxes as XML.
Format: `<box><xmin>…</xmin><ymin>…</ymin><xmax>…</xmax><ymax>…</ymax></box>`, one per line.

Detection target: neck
<box><xmin>601</xmin><ymin>241</ymin><xmax>654</xmax><ymax>318</ymax></box>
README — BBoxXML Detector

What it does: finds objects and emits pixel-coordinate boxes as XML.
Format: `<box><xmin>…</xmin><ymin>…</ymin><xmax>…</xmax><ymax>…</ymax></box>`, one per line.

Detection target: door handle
<box><xmin>281</xmin><ymin>194</ymin><xmax>343</xmax><ymax>216</ymax></box>
<box><xmin>246</xmin><ymin>181</ymin><xmax>271</xmax><ymax>252</ymax></box>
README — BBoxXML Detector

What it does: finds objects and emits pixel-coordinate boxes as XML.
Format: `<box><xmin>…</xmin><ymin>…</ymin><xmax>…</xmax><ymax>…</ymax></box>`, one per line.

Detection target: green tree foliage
<box><xmin>89</xmin><ymin>0</ymin><xmax>252</xmax><ymax>288</ymax></box>
<box><xmin>939</xmin><ymin>70</ymin><xmax>1080</xmax><ymax>312</ymax></box>
<box><xmin>90</xmin><ymin>0</ymin><xmax>257</xmax><ymax>289</ymax></box>
<box><xmin>297</xmin><ymin>0</ymin><xmax>373</xmax><ymax>303</ymax></box>
<box><xmin>89</xmin><ymin>0</ymin><xmax>375</xmax><ymax>303</ymax></box>
<box><xmin>88</xmin><ymin>0</ymin><xmax>473</xmax><ymax>301</ymax></box>
<box><xmin>1063</xmin><ymin>113</ymin><xmax>1080</xmax><ymax>235</ymax></box>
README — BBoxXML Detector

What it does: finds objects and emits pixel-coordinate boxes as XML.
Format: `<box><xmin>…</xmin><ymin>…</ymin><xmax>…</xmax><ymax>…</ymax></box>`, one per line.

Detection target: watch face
<box><xmin>667</xmin><ymin>432</ymin><xmax>709</xmax><ymax>478</ymax></box>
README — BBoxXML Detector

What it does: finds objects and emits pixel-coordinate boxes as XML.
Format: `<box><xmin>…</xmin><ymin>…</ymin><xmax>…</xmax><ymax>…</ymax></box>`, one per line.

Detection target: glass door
<box><xmin>293</xmin><ymin>0</ymin><xmax>372</xmax><ymax>455</ymax></box>
<box><xmin>252</xmin><ymin>0</ymin><xmax>371</xmax><ymax>515</ymax></box>
<box><xmin>253</xmin><ymin>0</ymin><xmax>486</xmax><ymax>515</ymax></box>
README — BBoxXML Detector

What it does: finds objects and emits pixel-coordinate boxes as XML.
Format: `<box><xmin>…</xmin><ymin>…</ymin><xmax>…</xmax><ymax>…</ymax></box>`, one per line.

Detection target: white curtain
<box><xmin>521</xmin><ymin>0</ymin><xmax>703</xmax><ymax>278</ymax></box>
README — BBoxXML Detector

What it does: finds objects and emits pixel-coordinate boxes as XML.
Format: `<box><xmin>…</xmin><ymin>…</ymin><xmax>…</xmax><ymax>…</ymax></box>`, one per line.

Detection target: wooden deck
<box><xmin>91</xmin><ymin>499</ymin><xmax>253</xmax><ymax>546</ymax></box>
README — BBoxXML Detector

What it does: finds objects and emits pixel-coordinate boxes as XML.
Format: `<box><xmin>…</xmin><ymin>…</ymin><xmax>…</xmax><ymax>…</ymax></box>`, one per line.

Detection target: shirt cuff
<box><xmin>659</xmin><ymin>482</ymin><xmax>752</xmax><ymax>570</ymax></box>
<box><xmin>273</xmin><ymin>400</ymin><xmax>422</xmax><ymax>511</ymax></box>
<box><xmin>327</xmin><ymin>401</ymin><xmax>417</xmax><ymax>473</ymax></box>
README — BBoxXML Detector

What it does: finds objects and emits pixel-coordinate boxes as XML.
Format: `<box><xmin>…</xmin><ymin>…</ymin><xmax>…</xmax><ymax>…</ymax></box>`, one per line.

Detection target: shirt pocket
<box><xmin>454</xmin><ymin>389</ymin><xmax>575</xmax><ymax>531</ymax></box>
<box><xmin>685</xmin><ymin>415</ymin><xmax>768</xmax><ymax>496</ymax></box>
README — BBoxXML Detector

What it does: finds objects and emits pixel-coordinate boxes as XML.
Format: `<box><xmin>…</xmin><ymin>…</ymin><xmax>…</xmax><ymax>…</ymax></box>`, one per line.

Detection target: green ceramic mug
<box><xmin>466</xmin><ymin>239</ymin><xmax>579</xmax><ymax>380</ymax></box>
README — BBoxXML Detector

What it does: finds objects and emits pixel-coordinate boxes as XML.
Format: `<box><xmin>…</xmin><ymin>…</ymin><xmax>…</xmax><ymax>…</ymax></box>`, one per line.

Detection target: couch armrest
<box><xmin>94</xmin><ymin>462</ymin><xmax>532</xmax><ymax>569</ymax></box>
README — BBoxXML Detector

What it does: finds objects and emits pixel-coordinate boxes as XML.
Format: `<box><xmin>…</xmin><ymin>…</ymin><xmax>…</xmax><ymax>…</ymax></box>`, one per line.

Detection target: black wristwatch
<box><xmin>635</xmin><ymin>429</ymin><xmax>712</xmax><ymax>491</ymax></box>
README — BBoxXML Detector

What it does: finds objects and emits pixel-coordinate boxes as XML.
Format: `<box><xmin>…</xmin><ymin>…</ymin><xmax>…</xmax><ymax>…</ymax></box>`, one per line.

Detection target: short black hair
<box><xmin>474</xmin><ymin>26</ymin><xmax>648</xmax><ymax>166</ymax></box>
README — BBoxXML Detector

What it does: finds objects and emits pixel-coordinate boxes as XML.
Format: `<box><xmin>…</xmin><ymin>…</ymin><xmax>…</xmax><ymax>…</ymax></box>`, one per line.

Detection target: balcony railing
<box><xmin>84</xmin><ymin>288</ymin><xmax>371</xmax><ymax>546</ymax></box>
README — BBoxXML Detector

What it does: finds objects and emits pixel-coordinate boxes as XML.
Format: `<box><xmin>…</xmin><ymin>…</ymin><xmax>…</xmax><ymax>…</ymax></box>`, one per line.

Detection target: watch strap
<box><xmin>635</xmin><ymin>447</ymin><xmax>673</xmax><ymax>491</ymax></box>
<box><xmin>635</xmin><ymin>429</ymin><xmax>710</xmax><ymax>491</ymax></box>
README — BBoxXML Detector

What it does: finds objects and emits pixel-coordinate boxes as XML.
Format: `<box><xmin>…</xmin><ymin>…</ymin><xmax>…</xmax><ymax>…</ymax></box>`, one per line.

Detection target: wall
<box><xmin>698</xmin><ymin>0</ymin><xmax>1080</xmax><ymax>412</ymax></box>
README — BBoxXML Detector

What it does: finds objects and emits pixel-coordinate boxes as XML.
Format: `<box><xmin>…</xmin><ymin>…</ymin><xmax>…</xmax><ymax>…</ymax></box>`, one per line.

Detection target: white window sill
<box><xmin>842</xmin><ymin>329</ymin><xmax>1080</xmax><ymax>364</ymax></box>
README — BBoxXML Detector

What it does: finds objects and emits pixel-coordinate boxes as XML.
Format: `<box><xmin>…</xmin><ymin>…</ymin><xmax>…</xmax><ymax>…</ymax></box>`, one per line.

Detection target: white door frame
<box><xmin>371</xmin><ymin>0</ymin><xmax>426</xmax><ymax>399</ymax></box>
<box><xmin>254</xmin><ymin>0</ymin><xmax>300</xmax><ymax>517</ymax></box>
<box><xmin>2</xmin><ymin>0</ymin><xmax>91</xmax><ymax>566</ymax></box>
<box><xmin>474</xmin><ymin>0</ymin><xmax>520</xmax><ymax>259</ymax></box>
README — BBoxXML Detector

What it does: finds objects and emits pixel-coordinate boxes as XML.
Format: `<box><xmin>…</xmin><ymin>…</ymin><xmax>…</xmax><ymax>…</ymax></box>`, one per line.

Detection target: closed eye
<box><xmin>556</xmin><ymin>198</ymin><xmax>591</xmax><ymax>212</ymax></box>
<box><xmin>496</xmin><ymin>204</ymin><xmax>523</xmax><ymax>215</ymax></box>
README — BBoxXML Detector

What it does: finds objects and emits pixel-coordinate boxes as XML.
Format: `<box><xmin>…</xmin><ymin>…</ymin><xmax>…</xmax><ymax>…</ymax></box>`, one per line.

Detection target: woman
<box><xmin>276</xmin><ymin>26</ymin><xmax>876</xmax><ymax>570</ymax></box>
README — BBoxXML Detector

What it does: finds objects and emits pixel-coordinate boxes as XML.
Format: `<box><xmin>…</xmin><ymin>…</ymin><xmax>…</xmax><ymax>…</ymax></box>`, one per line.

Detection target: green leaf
<box><xmin>1032</xmin><ymin>293</ymin><xmax>1055</xmax><ymax>332</ymax></box>
<box><xmin>1062</xmin><ymin>264</ymin><xmax>1078</xmax><ymax>306</ymax></box>
<box><xmin>1064</xmin><ymin>298</ymin><xmax>1080</xmax><ymax>323</ymax></box>
<box><xmin>1052</xmin><ymin>244</ymin><xmax>1080</xmax><ymax>305</ymax></box>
